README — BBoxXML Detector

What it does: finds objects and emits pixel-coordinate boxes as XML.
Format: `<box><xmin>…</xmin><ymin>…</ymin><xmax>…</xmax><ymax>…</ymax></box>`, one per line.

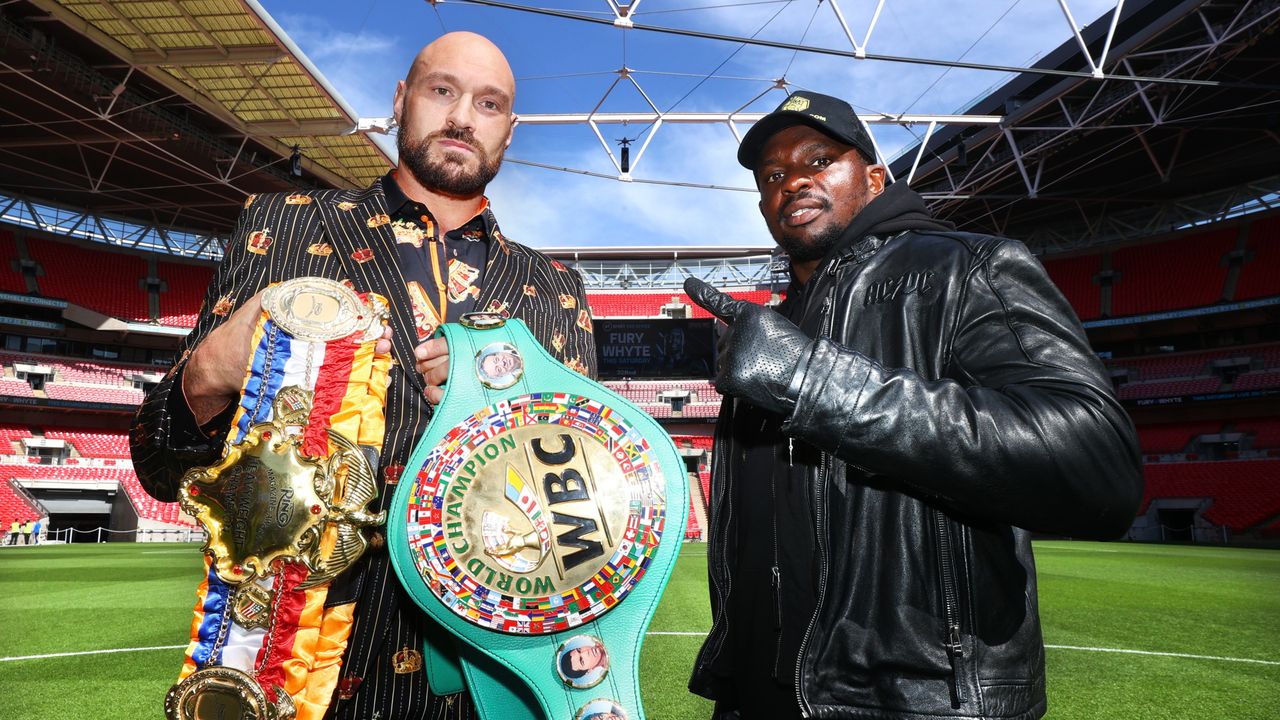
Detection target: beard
<box><xmin>398</xmin><ymin>126</ymin><xmax>504</xmax><ymax>197</ymax></box>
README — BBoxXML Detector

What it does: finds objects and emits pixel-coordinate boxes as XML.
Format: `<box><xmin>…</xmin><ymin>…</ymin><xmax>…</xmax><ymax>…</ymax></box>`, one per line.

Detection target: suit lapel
<box><xmin>475</xmin><ymin>221</ymin><xmax>528</xmax><ymax>318</ymax></box>
<box><xmin>314</xmin><ymin>179</ymin><xmax>425</xmax><ymax>395</ymax></box>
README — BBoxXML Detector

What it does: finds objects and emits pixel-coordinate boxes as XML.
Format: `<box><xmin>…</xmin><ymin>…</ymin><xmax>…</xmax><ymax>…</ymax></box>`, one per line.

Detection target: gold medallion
<box><xmin>230</xmin><ymin>583</ymin><xmax>275</xmax><ymax>630</ymax></box>
<box><xmin>261</xmin><ymin>277</ymin><xmax>384</xmax><ymax>344</ymax></box>
<box><xmin>165</xmin><ymin>666</ymin><xmax>295</xmax><ymax>720</ymax></box>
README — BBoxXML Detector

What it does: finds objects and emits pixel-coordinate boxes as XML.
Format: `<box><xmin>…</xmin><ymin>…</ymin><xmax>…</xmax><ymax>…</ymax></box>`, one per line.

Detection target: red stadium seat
<box><xmin>1041</xmin><ymin>253</ymin><xmax>1102</xmax><ymax>321</ymax></box>
<box><xmin>0</xmin><ymin>230</ymin><xmax>28</xmax><ymax>294</ymax></box>
<box><xmin>1235</xmin><ymin>214</ymin><xmax>1280</xmax><ymax>301</ymax></box>
<box><xmin>157</xmin><ymin>262</ymin><xmax>215</xmax><ymax>328</ymax></box>
<box><xmin>27</xmin><ymin>238</ymin><xmax>149</xmax><ymax>321</ymax></box>
<box><xmin>588</xmin><ymin>289</ymin><xmax>773</xmax><ymax>319</ymax></box>
<box><xmin>1141</xmin><ymin>460</ymin><xmax>1280</xmax><ymax>532</ymax></box>
<box><xmin>1110</xmin><ymin>228</ymin><xmax>1235</xmax><ymax>316</ymax></box>
<box><xmin>1136</xmin><ymin>421</ymin><xmax>1223</xmax><ymax>453</ymax></box>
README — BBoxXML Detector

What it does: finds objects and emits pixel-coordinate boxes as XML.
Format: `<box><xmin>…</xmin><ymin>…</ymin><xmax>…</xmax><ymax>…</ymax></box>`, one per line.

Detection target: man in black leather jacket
<box><xmin>685</xmin><ymin>91</ymin><xmax>1143</xmax><ymax>720</ymax></box>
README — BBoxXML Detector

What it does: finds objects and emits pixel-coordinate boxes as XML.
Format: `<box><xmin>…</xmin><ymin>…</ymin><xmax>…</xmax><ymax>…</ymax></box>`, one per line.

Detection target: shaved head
<box><xmin>393</xmin><ymin>32</ymin><xmax>517</xmax><ymax>198</ymax></box>
<box><xmin>406</xmin><ymin>32</ymin><xmax>515</xmax><ymax>106</ymax></box>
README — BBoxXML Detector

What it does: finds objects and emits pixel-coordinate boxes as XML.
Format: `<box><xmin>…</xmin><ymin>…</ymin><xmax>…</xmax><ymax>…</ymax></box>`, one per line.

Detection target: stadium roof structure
<box><xmin>0</xmin><ymin>0</ymin><xmax>392</xmax><ymax>256</ymax></box>
<box><xmin>886</xmin><ymin>0</ymin><xmax>1280</xmax><ymax>254</ymax></box>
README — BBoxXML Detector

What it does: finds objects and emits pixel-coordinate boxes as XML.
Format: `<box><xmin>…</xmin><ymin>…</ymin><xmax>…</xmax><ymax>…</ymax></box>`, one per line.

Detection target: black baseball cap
<box><xmin>737</xmin><ymin>91</ymin><xmax>877</xmax><ymax>170</ymax></box>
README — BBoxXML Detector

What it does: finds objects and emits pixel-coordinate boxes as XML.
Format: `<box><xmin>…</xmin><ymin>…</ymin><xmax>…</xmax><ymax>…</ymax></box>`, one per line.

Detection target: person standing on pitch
<box><xmin>686</xmin><ymin>91</ymin><xmax>1142</xmax><ymax>720</ymax></box>
<box><xmin>131</xmin><ymin>32</ymin><xmax>596</xmax><ymax>720</ymax></box>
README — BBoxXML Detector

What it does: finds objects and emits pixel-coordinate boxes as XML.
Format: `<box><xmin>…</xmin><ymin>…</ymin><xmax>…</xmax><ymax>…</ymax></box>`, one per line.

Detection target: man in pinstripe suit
<box><xmin>131</xmin><ymin>32</ymin><xmax>597</xmax><ymax>719</ymax></box>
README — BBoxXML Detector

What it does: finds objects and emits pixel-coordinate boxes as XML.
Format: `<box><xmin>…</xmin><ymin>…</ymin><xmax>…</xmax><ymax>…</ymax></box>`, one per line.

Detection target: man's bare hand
<box><xmin>183</xmin><ymin>291</ymin><xmax>265</xmax><ymax>425</ymax></box>
<box><xmin>415</xmin><ymin>336</ymin><xmax>449</xmax><ymax>404</ymax></box>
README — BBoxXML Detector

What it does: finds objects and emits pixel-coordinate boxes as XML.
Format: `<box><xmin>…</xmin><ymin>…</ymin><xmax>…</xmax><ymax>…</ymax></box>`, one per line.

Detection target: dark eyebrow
<box><xmin>417</xmin><ymin>70</ymin><xmax>512</xmax><ymax>108</ymax></box>
<box><xmin>758</xmin><ymin>139</ymin><xmax>839</xmax><ymax>170</ymax></box>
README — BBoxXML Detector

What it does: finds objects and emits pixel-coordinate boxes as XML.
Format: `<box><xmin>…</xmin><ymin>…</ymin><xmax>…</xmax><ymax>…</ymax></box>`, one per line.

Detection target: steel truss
<box><xmin>911</xmin><ymin>0</ymin><xmax>1280</xmax><ymax>252</ymax></box>
<box><xmin>0</xmin><ymin>191</ymin><xmax>226</xmax><ymax>261</ymax></box>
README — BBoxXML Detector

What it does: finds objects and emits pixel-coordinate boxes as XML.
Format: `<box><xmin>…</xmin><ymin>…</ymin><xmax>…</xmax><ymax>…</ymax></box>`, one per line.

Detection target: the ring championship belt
<box><xmin>389</xmin><ymin>314</ymin><xmax>688</xmax><ymax>720</ymax></box>
<box><xmin>166</xmin><ymin>278</ymin><xmax>391</xmax><ymax>720</ymax></box>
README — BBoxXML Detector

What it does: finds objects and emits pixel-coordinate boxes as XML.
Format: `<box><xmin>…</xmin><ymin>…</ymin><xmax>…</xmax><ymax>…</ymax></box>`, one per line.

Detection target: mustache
<box><xmin>429</xmin><ymin>127</ymin><xmax>479</xmax><ymax>149</ymax></box>
<box><xmin>779</xmin><ymin>191</ymin><xmax>829</xmax><ymax>223</ymax></box>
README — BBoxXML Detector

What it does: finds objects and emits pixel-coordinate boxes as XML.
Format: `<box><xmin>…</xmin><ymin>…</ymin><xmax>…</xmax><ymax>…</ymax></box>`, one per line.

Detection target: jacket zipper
<box><xmin>693</xmin><ymin>409</ymin><xmax>736</xmax><ymax>674</ymax></box>
<box><xmin>794</xmin><ymin>265</ymin><xmax>839</xmax><ymax>718</ymax></box>
<box><xmin>934</xmin><ymin>508</ymin><xmax>967</xmax><ymax>705</ymax></box>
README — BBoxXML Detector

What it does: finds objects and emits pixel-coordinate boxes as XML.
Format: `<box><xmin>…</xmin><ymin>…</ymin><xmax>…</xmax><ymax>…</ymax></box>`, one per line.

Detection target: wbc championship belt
<box><xmin>165</xmin><ymin>278</ymin><xmax>391</xmax><ymax>720</ymax></box>
<box><xmin>389</xmin><ymin>313</ymin><xmax>688</xmax><ymax>720</ymax></box>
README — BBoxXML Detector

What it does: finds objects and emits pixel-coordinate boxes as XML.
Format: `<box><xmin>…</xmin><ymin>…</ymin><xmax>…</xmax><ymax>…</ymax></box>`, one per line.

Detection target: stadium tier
<box><xmin>0</xmin><ymin>230</ymin><xmax>26</xmax><ymax>294</ymax></box>
<box><xmin>1041</xmin><ymin>253</ymin><xmax>1102</xmax><ymax>321</ymax></box>
<box><xmin>1136</xmin><ymin>421</ymin><xmax>1224</xmax><ymax>454</ymax></box>
<box><xmin>26</xmin><ymin>238</ymin><xmax>150</xmax><ymax>321</ymax></box>
<box><xmin>42</xmin><ymin>429</ymin><xmax>131</xmax><ymax>459</ymax></box>
<box><xmin>1116</xmin><ymin>376</ymin><xmax>1223</xmax><ymax>401</ymax></box>
<box><xmin>1235</xmin><ymin>214</ymin><xmax>1280</xmax><ymax>301</ymax></box>
<box><xmin>587</xmin><ymin>289</ymin><xmax>772</xmax><ymax>319</ymax></box>
<box><xmin>0</xmin><ymin>378</ymin><xmax>35</xmax><ymax>398</ymax></box>
<box><xmin>1238</xmin><ymin>418</ymin><xmax>1280</xmax><ymax>450</ymax></box>
<box><xmin>1109</xmin><ymin>227</ymin><xmax>1236</xmax><ymax>317</ymax></box>
<box><xmin>0</xmin><ymin>481</ymin><xmax>41</xmax><ymax>524</ymax></box>
<box><xmin>156</xmin><ymin>261</ymin><xmax>214</xmax><ymax>328</ymax></box>
<box><xmin>1142</xmin><ymin>460</ymin><xmax>1280</xmax><ymax>532</ymax></box>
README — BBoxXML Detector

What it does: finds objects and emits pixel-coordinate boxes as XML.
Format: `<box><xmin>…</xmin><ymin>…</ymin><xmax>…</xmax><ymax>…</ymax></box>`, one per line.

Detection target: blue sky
<box><xmin>265</xmin><ymin>0</ymin><xmax>1119</xmax><ymax>250</ymax></box>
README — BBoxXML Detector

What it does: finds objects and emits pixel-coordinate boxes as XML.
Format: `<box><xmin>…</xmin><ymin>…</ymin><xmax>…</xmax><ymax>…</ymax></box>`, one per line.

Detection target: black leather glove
<box><xmin>685</xmin><ymin>277</ymin><xmax>812</xmax><ymax>415</ymax></box>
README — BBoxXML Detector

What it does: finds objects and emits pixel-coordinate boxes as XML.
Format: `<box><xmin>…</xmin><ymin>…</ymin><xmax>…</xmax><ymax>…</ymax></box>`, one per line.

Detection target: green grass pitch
<box><xmin>1</xmin><ymin>541</ymin><xmax>1277</xmax><ymax>719</ymax></box>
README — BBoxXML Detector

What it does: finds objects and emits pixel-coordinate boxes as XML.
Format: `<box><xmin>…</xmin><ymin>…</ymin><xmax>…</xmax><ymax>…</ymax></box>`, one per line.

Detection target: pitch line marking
<box><xmin>5</xmin><ymin>640</ymin><xmax>1278</xmax><ymax>669</ymax></box>
<box><xmin>1045</xmin><ymin>644</ymin><xmax>1280</xmax><ymax>667</ymax></box>
<box><xmin>0</xmin><ymin>644</ymin><xmax>184</xmax><ymax>662</ymax></box>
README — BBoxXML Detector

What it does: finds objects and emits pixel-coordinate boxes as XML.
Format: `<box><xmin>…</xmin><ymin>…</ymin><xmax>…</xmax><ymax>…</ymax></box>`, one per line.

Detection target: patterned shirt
<box><xmin>383</xmin><ymin>171</ymin><xmax>492</xmax><ymax>340</ymax></box>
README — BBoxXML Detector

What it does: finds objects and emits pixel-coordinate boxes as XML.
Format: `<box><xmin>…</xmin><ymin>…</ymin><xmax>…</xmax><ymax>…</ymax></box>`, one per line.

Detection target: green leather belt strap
<box><xmin>389</xmin><ymin>313</ymin><xmax>688</xmax><ymax>720</ymax></box>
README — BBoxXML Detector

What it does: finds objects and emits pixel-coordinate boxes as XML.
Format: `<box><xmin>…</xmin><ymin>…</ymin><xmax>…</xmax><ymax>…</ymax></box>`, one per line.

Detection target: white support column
<box><xmin>1095</xmin><ymin>0</ymin><xmax>1127</xmax><ymax>75</ymax></box>
<box><xmin>1003</xmin><ymin>128</ymin><xmax>1037</xmax><ymax>199</ymax></box>
<box><xmin>905</xmin><ymin>121</ymin><xmax>937</xmax><ymax>184</ymax></box>
<box><xmin>1056</xmin><ymin>0</ymin><xmax>1102</xmax><ymax>77</ymax></box>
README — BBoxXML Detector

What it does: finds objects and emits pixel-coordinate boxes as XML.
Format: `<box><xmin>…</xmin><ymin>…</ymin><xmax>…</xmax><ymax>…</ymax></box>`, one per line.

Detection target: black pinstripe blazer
<box><xmin>130</xmin><ymin>177</ymin><xmax>597</xmax><ymax>718</ymax></box>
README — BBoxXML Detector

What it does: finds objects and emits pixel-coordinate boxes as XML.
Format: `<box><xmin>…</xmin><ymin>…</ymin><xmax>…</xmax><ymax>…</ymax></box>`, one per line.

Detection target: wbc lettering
<box><xmin>534</xmin><ymin>435</ymin><xmax>605</xmax><ymax>570</ymax></box>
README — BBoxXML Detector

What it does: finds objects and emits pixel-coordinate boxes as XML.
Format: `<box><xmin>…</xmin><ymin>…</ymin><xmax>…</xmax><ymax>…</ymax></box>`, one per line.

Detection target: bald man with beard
<box><xmin>132</xmin><ymin>32</ymin><xmax>598</xmax><ymax>719</ymax></box>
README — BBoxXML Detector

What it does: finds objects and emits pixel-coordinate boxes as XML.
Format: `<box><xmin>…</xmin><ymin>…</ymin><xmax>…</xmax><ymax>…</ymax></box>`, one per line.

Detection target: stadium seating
<box><xmin>42</xmin><ymin>428</ymin><xmax>131</xmax><ymax>459</ymax></box>
<box><xmin>1142</xmin><ymin>460</ymin><xmax>1280</xmax><ymax>532</ymax></box>
<box><xmin>1136</xmin><ymin>421</ymin><xmax>1222</xmax><ymax>454</ymax></box>
<box><xmin>44</xmin><ymin>384</ymin><xmax>143</xmax><ymax>405</ymax></box>
<box><xmin>0</xmin><ymin>461</ymin><xmax>189</xmax><ymax>525</ymax></box>
<box><xmin>0</xmin><ymin>229</ymin><xmax>27</xmax><ymax>294</ymax></box>
<box><xmin>0</xmin><ymin>481</ymin><xmax>41</xmax><ymax>525</ymax></box>
<box><xmin>671</xmin><ymin>435</ymin><xmax>714</xmax><ymax>450</ymax></box>
<box><xmin>1116</xmin><ymin>376</ymin><xmax>1221</xmax><ymax>400</ymax></box>
<box><xmin>1235</xmin><ymin>214</ymin><xmax>1280</xmax><ymax>301</ymax></box>
<box><xmin>588</xmin><ymin>289</ymin><xmax>772</xmax><ymax>319</ymax></box>
<box><xmin>1106</xmin><ymin>345</ymin><xmax>1275</xmax><ymax>381</ymax></box>
<box><xmin>1239</xmin><ymin>418</ymin><xmax>1280</xmax><ymax>450</ymax></box>
<box><xmin>0</xmin><ymin>424</ymin><xmax>32</xmax><ymax>452</ymax></box>
<box><xmin>685</xmin><ymin>496</ymin><xmax>702</xmax><ymax>540</ymax></box>
<box><xmin>0</xmin><ymin>378</ymin><xmax>35</xmax><ymax>398</ymax></box>
<box><xmin>1041</xmin><ymin>253</ymin><xmax>1102</xmax><ymax>321</ymax></box>
<box><xmin>1110</xmin><ymin>227</ymin><xmax>1234</xmax><ymax>316</ymax></box>
<box><xmin>697</xmin><ymin>468</ymin><xmax>711</xmax><ymax>505</ymax></box>
<box><xmin>157</xmin><ymin>261</ymin><xmax>214</xmax><ymax>328</ymax></box>
<box><xmin>26</xmin><ymin>238</ymin><xmax>149</xmax><ymax>321</ymax></box>
<box><xmin>1233</xmin><ymin>370</ymin><xmax>1280</xmax><ymax>392</ymax></box>
<box><xmin>118</xmin><ymin>473</ymin><xmax>193</xmax><ymax>525</ymax></box>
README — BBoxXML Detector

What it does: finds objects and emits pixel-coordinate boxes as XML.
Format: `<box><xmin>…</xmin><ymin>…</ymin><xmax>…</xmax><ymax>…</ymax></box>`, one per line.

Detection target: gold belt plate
<box><xmin>180</xmin><ymin>386</ymin><xmax>385</xmax><ymax>587</ymax></box>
